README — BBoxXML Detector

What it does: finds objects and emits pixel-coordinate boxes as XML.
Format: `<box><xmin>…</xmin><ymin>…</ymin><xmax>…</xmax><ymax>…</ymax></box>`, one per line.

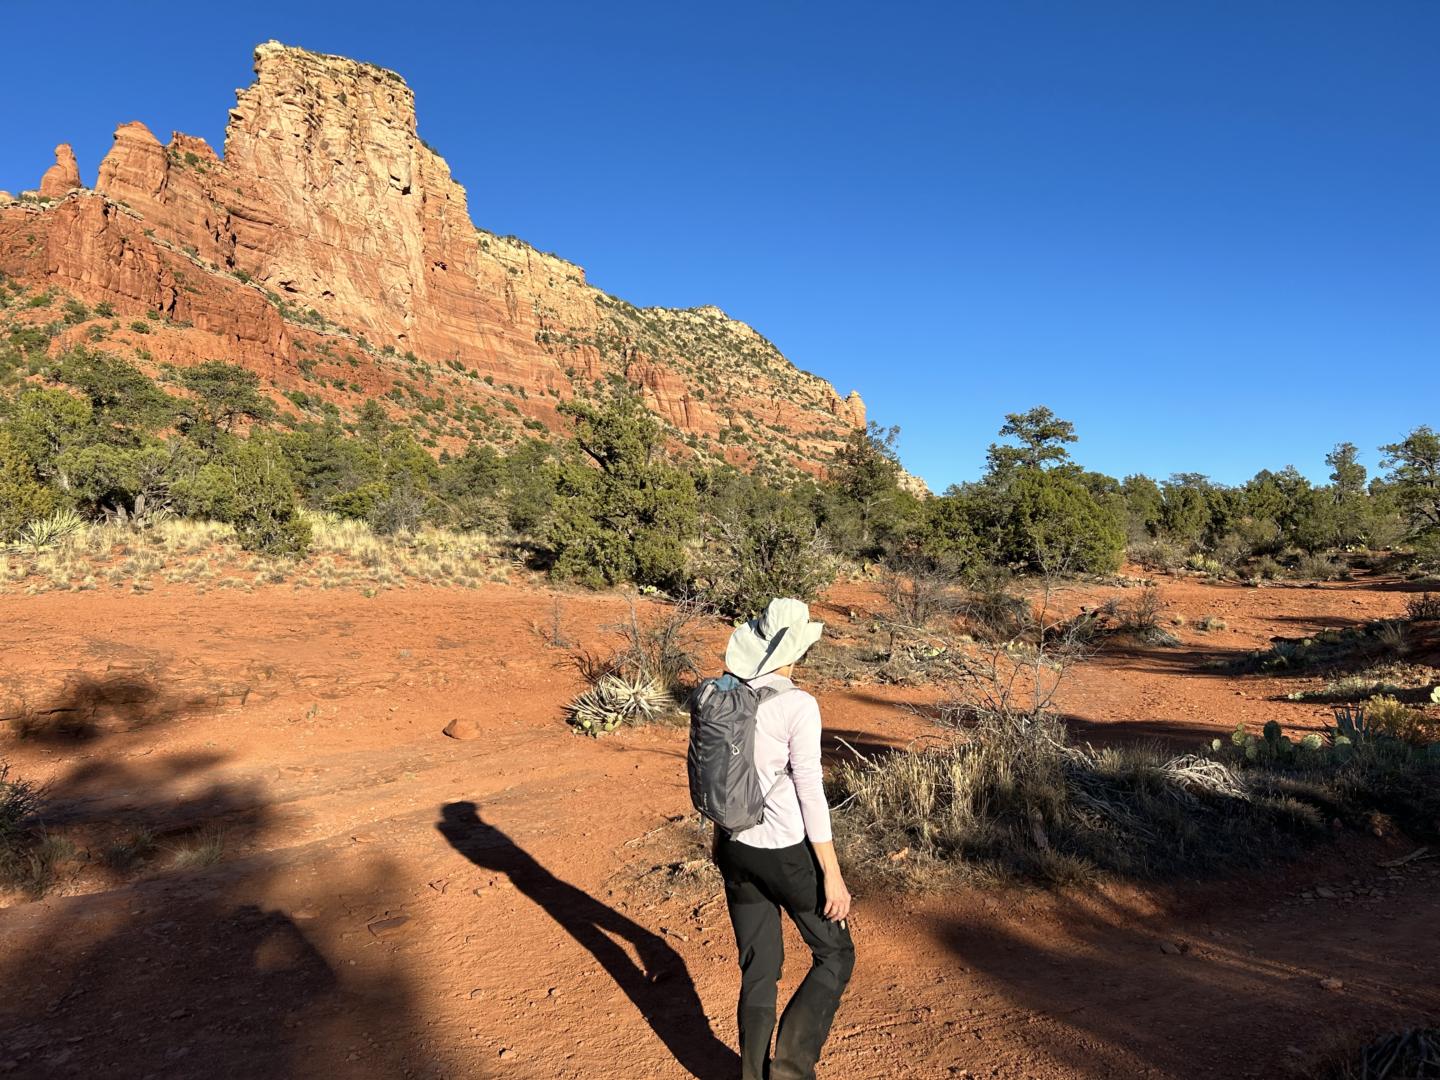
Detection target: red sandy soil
<box><xmin>1</xmin><ymin>572</ymin><xmax>1437</xmax><ymax>1079</ymax></box>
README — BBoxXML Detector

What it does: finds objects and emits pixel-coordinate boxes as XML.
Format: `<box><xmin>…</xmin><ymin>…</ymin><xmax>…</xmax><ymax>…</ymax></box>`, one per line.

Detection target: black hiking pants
<box><xmin>716</xmin><ymin>835</ymin><xmax>856</xmax><ymax>1080</ymax></box>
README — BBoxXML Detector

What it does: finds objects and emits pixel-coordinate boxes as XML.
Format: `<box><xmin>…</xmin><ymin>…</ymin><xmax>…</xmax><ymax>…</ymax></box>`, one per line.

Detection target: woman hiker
<box><xmin>714</xmin><ymin>597</ymin><xmax>856</xmax><ymax>1080</ymax></box>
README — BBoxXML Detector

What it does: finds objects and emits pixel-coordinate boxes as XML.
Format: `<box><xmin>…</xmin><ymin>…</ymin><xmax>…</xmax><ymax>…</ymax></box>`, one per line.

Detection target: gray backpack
<box><xmin>688</xmin><ymin>674</ymin><xmax>792</xmax><ymax>832</ymax></box>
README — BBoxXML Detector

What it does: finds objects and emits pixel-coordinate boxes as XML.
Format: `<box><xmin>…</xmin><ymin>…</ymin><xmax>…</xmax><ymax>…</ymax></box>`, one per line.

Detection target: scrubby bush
<box><xmin>960</xmin><ymin>566</ymin><xmax>1033</xmax><ymax>642</ymax></box>
<box><xmin>0</xmin><ymin>762</ymin><xmax>46</xmax><ymax>895</ymax></box>
<box><xmin>1406</xmin><ymin>592</ymin><xmax>1440</xmax><ymax>621</ymax></box>
<box><xmin>691</xmin><ymin>507</ymin><xmax>836</xmax><ymax>618</ymax></box>
<box><xmin>1362</xmin><ymin>695</ymin><xmax>1438</xmax><ymax>747</ymax></box>
<box><xmin>832</xmin><ymin>709</ymin><xmax>1306</xmax><ymax>886</ymax></box>
<box><xmin>185</xmin><ymin>437</ymin><xmax>309</xmax><ymax>555</ymax></box>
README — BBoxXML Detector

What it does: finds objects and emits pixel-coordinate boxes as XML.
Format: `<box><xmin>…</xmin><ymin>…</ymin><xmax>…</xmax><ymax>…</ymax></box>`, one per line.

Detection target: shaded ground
<box><xmin>1</xmin><ymin>573</ymin><xmax>1436</xmax><ymax>1078</ymax></box>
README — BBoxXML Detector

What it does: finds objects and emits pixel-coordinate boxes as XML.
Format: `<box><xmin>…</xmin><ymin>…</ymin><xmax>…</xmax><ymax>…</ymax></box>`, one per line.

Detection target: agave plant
<box><xmin>565</xmin><ymin>673</ymin><xmax>676</xmax><ymax>736</ymax></box>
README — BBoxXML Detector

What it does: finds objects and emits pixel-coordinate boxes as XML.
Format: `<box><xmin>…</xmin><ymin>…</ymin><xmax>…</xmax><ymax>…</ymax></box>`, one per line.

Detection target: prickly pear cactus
<box><xmin>1300</xmin><ymin>732</ymin><xmax>1323</xmax><ymax>752</ymax></box>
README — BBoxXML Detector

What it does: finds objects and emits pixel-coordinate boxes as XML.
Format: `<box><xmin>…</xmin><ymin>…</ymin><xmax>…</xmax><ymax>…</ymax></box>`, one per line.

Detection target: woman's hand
<box><xmin>822</xmin><ymin>869</ymin><xmax>852</xmax><ymax>922</ymax></box>
<box><xmin>810</xmin><ymin>840</ymin><xmax>852</xmax><ymax>922</ymax></box>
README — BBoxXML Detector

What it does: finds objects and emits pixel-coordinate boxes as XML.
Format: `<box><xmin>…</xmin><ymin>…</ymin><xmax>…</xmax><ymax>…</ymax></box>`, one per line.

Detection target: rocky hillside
<box><xmin>0</xmin><ymin>41</ymin><xmax>869</xmax><ymax>482</ymax></box>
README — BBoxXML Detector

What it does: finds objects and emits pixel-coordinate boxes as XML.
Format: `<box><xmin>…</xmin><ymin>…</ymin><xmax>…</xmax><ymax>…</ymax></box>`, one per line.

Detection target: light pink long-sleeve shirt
<box><xmin>730</xmin><ymin>672</ymin><xmax>833</xmax><ymax>849</ymax></box>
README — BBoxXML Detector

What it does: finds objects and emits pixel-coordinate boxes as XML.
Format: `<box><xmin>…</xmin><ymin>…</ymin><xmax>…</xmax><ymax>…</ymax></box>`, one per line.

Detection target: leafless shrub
<box><xmin>1116</xmin><ymin>587</ymin><xmax>1179</xmax><ymax>645</ymax></box>
<box><xmin>959</xmin><ymin>566</ymin><xmax>1033</xmax><ymax>643</ymax></box>
<box><xmin>1405</xmin><ymin>592</ymin><xmax>1440</xmax><ymax>622</ymax></box>
<box><xmin>881</xmin><ymin>560</ymin><xmax>963</xmax><ymax>630</ymax></box>
<box><xmin>533</xmin><ymin>597</ymin><xmax>574</xmax><ymax>649</ymax></box>
<box><xmin>605</xmin><ymin>599</ymin><xmax>705</xmax><ymax>699</ymax></box>
<box><xmin>562</xmin><ymin>600</ymin><xmax>708</xmax><ymax>733</ymax></box>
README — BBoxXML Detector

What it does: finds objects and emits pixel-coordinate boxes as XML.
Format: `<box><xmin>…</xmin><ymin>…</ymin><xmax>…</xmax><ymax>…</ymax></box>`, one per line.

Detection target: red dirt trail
<box><xmin>1</xmin><ymin>574</ymin><xmax>1436</xmax><ymax>1079</ymax></box>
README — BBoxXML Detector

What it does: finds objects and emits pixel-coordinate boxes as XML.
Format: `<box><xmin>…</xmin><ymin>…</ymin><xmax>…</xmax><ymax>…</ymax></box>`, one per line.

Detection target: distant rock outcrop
<box><xmin>0</xmin><ymin>42</ymin><xmax>870</xmax><ymax>479</ymax></box>
<box><xmin>38</xmin><ymin>144</ymin><xmax>81</xmax><ymax>198</ymax></box>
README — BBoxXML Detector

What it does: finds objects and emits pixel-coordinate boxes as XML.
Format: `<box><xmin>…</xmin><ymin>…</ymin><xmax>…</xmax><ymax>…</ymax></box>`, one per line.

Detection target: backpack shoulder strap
<box><xmin>754</xmin><ymin>683</ymin><xmax>799</xmax><ymax>703</ymax></box>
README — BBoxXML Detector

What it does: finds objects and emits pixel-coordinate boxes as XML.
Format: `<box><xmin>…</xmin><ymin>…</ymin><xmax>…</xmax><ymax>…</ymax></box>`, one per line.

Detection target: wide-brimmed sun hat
<box><xmin>724</xmin><ymin>597</ymin><xmax>825</xmax><ymax>680</ymax></box>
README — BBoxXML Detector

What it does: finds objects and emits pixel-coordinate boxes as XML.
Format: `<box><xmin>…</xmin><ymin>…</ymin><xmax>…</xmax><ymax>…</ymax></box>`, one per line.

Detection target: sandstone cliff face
<box><xmin>0</xmin><ymin>42</ymin><xmax>866</xmax><ymax>479</ymax></box>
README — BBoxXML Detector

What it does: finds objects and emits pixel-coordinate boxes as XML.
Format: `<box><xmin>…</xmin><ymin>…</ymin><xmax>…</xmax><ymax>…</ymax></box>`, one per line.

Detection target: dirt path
<box><xmin>1</xmin><ymin>577</ymin><xmax>1435</xmax><ymax>1078</ymax></box>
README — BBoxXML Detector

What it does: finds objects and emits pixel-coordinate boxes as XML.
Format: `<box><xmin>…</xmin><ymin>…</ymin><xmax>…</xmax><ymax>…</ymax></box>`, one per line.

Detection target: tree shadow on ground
<box><xmin>1</xmin><ymin>668</ymin><xmax>222</xmax><ymax>745</ymax></box>
<box><xmin>0</xmin><ymin>860</ymin><xmax>442</xmax><ymax>1080</ymax></box>
<box><xmin>0</xmin><ymin>676</ymin><xmax>443</xmax><ymax>1079</ymax></box>
<box><xmin>934</xmin><ymin>883</ymin><xmax>1440</xmax><ymax>1080</ymax></box>
<box><xmin>437</xmin><ymin>800</ymin><xmax>736</xmax><ymax>1080</ymax></box>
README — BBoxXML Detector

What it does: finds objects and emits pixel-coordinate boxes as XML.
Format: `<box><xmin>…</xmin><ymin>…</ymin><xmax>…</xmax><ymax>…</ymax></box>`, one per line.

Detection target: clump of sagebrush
<box><xmin>831</xmin><ymin>709</ymin><xmax>1316</xmax><ymax>888</ymax></box>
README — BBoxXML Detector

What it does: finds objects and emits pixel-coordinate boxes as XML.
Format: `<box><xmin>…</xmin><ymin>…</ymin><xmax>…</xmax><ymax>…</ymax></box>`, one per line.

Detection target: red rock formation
<box><xmin>38</xmin><ymin>144</ymin><xmax>81</xmax><ymax>199</ymax></box>
<box><xmin>0</xmin><ymin>42</ymin><xmax>867</xmax><ymax>478</ymax></box>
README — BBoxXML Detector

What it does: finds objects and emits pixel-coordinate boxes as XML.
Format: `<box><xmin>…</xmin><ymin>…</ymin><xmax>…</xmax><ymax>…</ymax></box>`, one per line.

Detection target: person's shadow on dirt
<box><xmin>437</xmin><ymin>801</ymin><xmax>736</xmax><ymax>1080</ymax></box>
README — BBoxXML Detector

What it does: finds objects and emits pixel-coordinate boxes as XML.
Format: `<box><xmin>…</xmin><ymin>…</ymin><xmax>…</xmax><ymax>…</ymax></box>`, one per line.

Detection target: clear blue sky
<box><xmin>2</xmin><ymin>1</ymin><xmax>1436</xmax><ymax>492</ymax></box>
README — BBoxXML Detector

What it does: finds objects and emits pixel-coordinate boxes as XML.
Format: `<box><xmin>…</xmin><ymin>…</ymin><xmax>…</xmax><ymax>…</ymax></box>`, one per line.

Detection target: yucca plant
<box><xmin>13</xmin><ymin>508</ymin><xmax>86</xmax><ymax>553</ymax></box>
<box><xmin>566</xmin><ymin>673</ymin><xmax>676</xmax><ymax>737</ymax></box>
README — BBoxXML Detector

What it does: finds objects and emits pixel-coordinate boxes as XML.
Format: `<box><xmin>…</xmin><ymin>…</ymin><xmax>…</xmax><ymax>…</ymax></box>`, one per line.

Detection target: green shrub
<box><xmin>690</xmin><ymin>508</ymin><xmax>836</xmax><ymax>618</ymax></box>
<box><xmin>546</xmin><ymin>393</ymin><xmax>697</xmax><ymax>591</ymax></box>
<box><xmin>175</xmin><ymin>438</ymin><xmax>309</xmax><ymax>555</ymax></box>
<box><xmin>0</xmin><ymin>431</ymin><xmax>58</xmax><ymax>542</ymax></box>
<box><xmin>229</xmin><ymin>439</ymin><xmax>310</xmax><ymax>555</ymax></box>
<box><xmin>995</xmin><ymin>466</ymin><xmax>1126</xmax><ymax>575</ymax></box>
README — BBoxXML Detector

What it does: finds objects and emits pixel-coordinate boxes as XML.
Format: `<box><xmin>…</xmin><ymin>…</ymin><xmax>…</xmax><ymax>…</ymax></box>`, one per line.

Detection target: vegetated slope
<box><xmin>0</xmin><ymin>41</ymin><xmax>867</xmax><ymax>482</ymax></box>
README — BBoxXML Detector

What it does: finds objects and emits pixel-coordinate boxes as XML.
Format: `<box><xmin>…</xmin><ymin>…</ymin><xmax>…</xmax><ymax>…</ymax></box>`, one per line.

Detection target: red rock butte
<box><xmin>0</xmin><ymin>41</ymin><xmax>876</xmax><ymax>482</ymax></box>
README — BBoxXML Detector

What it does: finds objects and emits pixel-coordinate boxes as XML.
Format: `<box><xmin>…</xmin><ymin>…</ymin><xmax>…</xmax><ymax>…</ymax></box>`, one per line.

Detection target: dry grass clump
<box><xmin>165</xmin><ymin>825</ymin><xmax>227</xmax><ymax>871</ymax></box>
<box><xmin>0</xmin><ymin>512</ymin><xmax>508</xmax><ymax>596</ymax></box>
<box><xmin>831</xmin><ymin>710</ymin><xmax>1299</xmax><ymax>887</ymax></box>
<box><xmin>1312</xmin><ymin>1028</ymin><xmax>1440</xmax><ymax>1080</ymax></box>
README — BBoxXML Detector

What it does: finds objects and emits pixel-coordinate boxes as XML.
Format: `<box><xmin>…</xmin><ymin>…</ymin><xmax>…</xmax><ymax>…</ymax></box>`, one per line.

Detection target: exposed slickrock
<box><xmin>0</xmin><ymin>41</ymin><xmax>876</xmax><ymax>480</ymax></box>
